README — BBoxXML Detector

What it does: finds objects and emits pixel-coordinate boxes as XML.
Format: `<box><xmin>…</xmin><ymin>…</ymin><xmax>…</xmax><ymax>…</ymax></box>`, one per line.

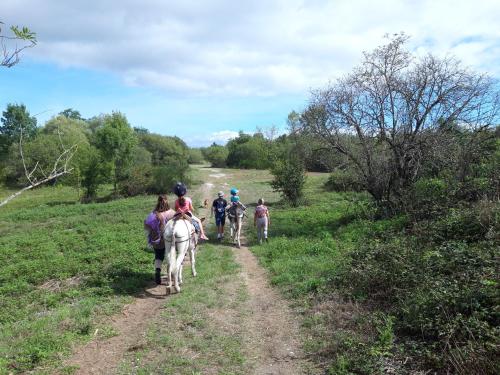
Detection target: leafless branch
<box><xmin>1</xmin><ymin>125</ymin><xmax>79</xmax><ymax>207</ymax></box>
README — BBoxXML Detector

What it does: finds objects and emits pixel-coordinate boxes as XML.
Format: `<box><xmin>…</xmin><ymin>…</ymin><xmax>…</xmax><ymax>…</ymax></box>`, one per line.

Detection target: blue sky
<box><xmin>0</xmin><ymin>60</ymin><xmax>306</xmax><ymax>145</ymax></box>
<box><xmin>1</xmin><ymin>0</ymin><xmax>499</xmax><ymax>146</ymax></box>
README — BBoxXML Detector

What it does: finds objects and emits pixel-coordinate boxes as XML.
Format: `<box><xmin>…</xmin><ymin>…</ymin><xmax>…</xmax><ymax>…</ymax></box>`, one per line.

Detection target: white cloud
<box><xmin>209</xmin><ymin>130</ymin><xmax>240</xmax><ymax>144</ymax></box>
<box><xmin>186</xmin><ymin>130</ymin><xmax>240</xmax><ymax>147</ymax></box>
<box><xmin>3</xmin><ymin>0</ymin><xmax>500</xmax><ymax>96</ymax></box>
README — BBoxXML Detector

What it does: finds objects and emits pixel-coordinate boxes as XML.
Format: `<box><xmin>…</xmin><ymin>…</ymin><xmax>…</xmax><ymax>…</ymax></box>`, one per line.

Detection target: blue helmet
<box><xmin>230</xmin><ymin>187</ymin><xmax>239</xmax><ymax>195</ymax></box>
<box><xmin>231</xmin><ymin>195</ymin><xmax>240</xmax><ymax>203</ymax></box>
<box><xmin>173</xmin><ymin>182</ymin><xmax>187</xmax><ymax>197</ymax></box>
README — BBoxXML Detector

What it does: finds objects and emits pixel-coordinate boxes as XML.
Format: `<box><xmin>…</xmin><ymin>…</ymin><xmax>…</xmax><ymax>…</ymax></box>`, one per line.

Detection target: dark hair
<box><xmin>154</xmin><ymin>195</ymin><xmax>169</xmax><ymax>212</ymax></box>
<box><xmin>258</xmin><ymin>198</ymin><xmax>264</xmax><ymax>205</ymax></box>
<box><xmin>178</xmin><ymin>196</ymin><xmax>185</xmax><ymax>206</ymax></box>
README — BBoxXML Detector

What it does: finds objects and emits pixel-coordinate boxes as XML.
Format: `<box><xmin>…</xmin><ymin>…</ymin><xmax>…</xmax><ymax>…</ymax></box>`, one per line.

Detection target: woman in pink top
<box><xmin>254</xmin><ymin>198</ymin><xmax>270</xmax><ymax>244</ymax></box>
<box><xmin>173</xmin><ymin>183</ymin><xmax>209</xmax><ymax>240</ymax></box>
<box><xmin>144</xmin><ymin>195</ymin><xmax>175</xmax><ymax>284</ymax></box>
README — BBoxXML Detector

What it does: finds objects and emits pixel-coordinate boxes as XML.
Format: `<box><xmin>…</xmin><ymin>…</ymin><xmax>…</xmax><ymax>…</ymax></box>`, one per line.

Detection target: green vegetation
<box><xmin>0</xmin><ymin>185</ymin><xmax>159</xmax><ymax>373</ymax></box>
<box><xmin>0</xmin><ymin>107</ymin><xmax>194</xmax><ymax>204</ymax></box>
<box><xmin>250</xmin><ymin>173</ymin><xmax>499</xmax><ymax>374</ymax></box>
<box><xmin>270</xmin><ymin>153</ymin><xmax>306</xmax><ymax>206</ymax></box>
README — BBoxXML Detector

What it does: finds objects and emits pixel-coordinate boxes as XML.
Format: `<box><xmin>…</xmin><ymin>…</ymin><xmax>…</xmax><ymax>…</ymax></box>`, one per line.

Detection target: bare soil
<box><xmin>233</xmin><ymin>241</ymin><xmax>311</xmax><ymax>374</ymax></box>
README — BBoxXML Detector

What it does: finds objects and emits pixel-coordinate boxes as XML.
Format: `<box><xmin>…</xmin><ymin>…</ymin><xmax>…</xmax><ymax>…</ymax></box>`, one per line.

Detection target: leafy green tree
<box><xmin>94</xmin><ymin>112</ymin><xmax>136</xmax><ymax>192</ymax></box>
<box><xmin>271</xmin><ymin>154</ymin><xmax>306</xmax><ymax>206</ymax></box>
<box><xmin>3</xmin><ymin>115</ymin><xmax>90</xmax><ymax>186</ymax></box>
<box><xmin>188</xmin><ymin>148</ymin><xmax>205</xmax><ymax>164</ymax></box>
<box><xmin>226</xmin><ymin>132</ymin><xmax>271</xmax><ymax>169</ymax></box>
<box><xmin>0</xmin><ymin>103</ymin><xmax>37</xmax><ymax>160</ymax></box>
<box><xmin>203</xmin><ymin>143</ymin><xmax>228</xmax><ymax>167</ymax></box>
<box><xmin>138</xmin><ymin>133</ymin><xmax>189</xmax><ymax>166</ymax></box>
<box><xmin>133</xmin><ymin>126</ymin><xmax>149</xmax><ymax>134</ymax></box>
<box><xmin>79</xmin><ymin>146</ymin><xmax>111</xmax><ymax>201</ymax></box>
<box><xmin>59</xmin><ymin>108</ymin><xmax>83</xmax><ymax>120</ymax></box>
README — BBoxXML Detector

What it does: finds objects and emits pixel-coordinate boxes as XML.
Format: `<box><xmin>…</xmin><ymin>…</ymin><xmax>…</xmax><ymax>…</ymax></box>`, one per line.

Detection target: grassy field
<box><xmin>0</xmin><ymin>167</ymin><xmax>391</xmax><ymax>374</ymax></box>
<box><xmin>0</xmin><ymin>176</ymin><xmax>214</xmax><ymax>374</ymax></box>
<box><xmin>1</xmin><ymin>166</ymin><xmax>495</xmax><ymax>374</ymax></box>
<box><xmin>0</xmin><ymin>167</ymin><xmax>273</xmax><ymax>374</ymax></box>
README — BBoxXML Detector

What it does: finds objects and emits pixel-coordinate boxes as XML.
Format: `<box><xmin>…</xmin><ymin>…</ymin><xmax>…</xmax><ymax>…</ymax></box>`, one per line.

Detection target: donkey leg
<box><xmin>190</xmin><ymin>247</ymin><xmax>197</xmax><ymax>277</ymax></box>
<box><xmin>166</xmin><ymin>262</ymin><xmax>172</xmax><ymax>294</ymax></box>
<box><xmin>237</xmin><ymin>221</ymin><xmax>242</xmax><ymax>248</ymax></box>
<box><xmin>173</xmin><ymin>269</ymin><xmax>181</xmax><ymax>293</ymax></box>
<box><xmin>179</xmin><ymin>262</ymin><xmax>183</xmax><ymax>285</ymax></box>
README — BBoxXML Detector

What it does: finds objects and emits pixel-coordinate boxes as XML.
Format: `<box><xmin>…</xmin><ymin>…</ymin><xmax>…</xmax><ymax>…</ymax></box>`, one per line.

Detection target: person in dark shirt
<box><xmin>212</xmin><ymin>191</ymin><xmax>228</xmax><ymax>240</ymax></box>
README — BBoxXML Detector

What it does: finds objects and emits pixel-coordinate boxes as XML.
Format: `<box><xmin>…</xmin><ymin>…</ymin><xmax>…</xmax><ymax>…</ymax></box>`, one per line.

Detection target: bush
<box><xmin>337</xmin><ymin>206</ymin><xmax>499</xmax><ymax>374</ymax></box>
<box><xmin>324</xmin><ymin>170</ymin><xmax>363</xmax><ymax>192</ymax></box>
<box><xmin>119</xmin><ymin>165</ymin><xmax>153</xmax><ymax>196</ymax></box>
<box><xmin>187</xmin><ymin>148</ymin><xmax>204</xmax><ymax>164</ymax></box>
<box><xmin>270</xmin><ymin>155</ymin><xmax>306</xmax><ymax>206</ymax></box>
<box><xmin>202</xmin><ymin>144</ymin><xmax>228</xmax><ymax>167</ymax></box>
<box><xmin>407</xmin><ymin>178</ymin><xmax>450</xmax><ymax>219</ymax></box>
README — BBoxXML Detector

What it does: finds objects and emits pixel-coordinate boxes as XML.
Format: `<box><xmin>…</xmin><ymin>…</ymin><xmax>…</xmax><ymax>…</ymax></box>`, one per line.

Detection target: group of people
<box><xmin>210</xmin><ymin>188</ymin><xmax>270</xmax><ymax>244</ymax></box>
<box><xmin>144</xmin><ymin>182</ymin><xmax>271</xmax><ymax>284</ymax></box>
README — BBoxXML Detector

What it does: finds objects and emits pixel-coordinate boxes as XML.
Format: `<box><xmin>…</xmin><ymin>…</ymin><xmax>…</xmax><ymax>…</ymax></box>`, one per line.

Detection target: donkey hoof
<box><xmin>192</xmin><ymin>271</ymin><xmax>197</xmax><ymax>277</ymax></box>
<box><xmin>175</xmin><ymin>285</ymin><xmax>181</xmax><ymax>293</ymax></box>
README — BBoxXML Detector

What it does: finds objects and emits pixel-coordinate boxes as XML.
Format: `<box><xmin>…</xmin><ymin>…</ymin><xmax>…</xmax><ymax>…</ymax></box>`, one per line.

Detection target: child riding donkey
<box><xmin>173</xmin><ymin>182</ymin><xmax>209</xmax><ymax>241</ymax></box>
<box><xmin>226</xmin><ymin>187</ymin><xmax>247</xmax><ymax>247</ymax></box>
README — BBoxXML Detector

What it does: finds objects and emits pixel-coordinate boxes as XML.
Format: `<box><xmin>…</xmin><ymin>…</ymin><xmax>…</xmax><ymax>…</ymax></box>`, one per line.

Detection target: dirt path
<box><xmin>234</xmin><ymin>242</ymin><xmax>308</xmax><ymax>374</ymax></box>
<box><xmin>64</xmin><ymin>285</ymin><xmax>165</xmax><ymax>374</ymax></box>
<box><xmin>63</xmin><ymin>172</ymin><xmax>310</xmax><ymax>374</ymax></box>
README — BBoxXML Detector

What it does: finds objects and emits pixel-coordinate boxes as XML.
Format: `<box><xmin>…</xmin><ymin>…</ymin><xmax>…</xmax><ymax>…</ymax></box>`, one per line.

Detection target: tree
<box><xmin>59</xmin><ymin>108</ymin><xmax>83</xmax><ymax>120</ymax></box>
<box><xmin>203</xmin><ymin>143</ymin><xmax>228</xmax><ymax>167</ymax></box>
<box><xmin>270</xmin><ymin>153</ymin><xmax>306</xmax><ymax>207</ymax></box>
<box><xmin>226</xmin><ymin>132</ymin><xmax>272</xmax><ymax>169</ymax></box>
<box><xmin>0</xmin><ymin>123</ymin><xmax>79</xmax><ymax>207</ymax></box>
<box><xmin>301</xmin><ymin>34</ymin><xmax>500</xmax><ymax>208</ymax></box>
<box><xmin>94</xmin><ymin>112</ymin><xmax>136</xmax><ymax>192</ymax></box>
<box><xmin>0</xmin><ymin>103</ymin><xmax>37</xmax><ymax>159</ymax></box>
<box><xmin>0</xmin><ymin>22</ymin><xmax>36</xmax><ymax>67</ymax></box>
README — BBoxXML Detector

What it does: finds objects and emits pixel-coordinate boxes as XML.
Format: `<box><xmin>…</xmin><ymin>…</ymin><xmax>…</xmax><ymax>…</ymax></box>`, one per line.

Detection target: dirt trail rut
<box><xmin>234</xmin><ymin>242</ymin><xmax>307</xmax><ymax>374</ymax></box>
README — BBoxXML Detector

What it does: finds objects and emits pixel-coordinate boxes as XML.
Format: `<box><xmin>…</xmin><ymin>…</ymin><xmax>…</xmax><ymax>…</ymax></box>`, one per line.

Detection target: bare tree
<box><xmin>0</xmin><ymin>126</ymin><xmax>78</xmax><ymax>207</ymax></box>
<box><xmin>0</xmin><ymin>22</ymin><xmax>37</xmax><ymax>67</ymax></box>
<box><xmin>301</xmin><ymin>34</ymin><xmax>500</xmax><ymax>206</ymax></box>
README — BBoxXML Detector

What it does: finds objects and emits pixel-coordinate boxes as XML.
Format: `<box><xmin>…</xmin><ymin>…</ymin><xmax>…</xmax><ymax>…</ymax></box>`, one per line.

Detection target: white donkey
<box><xmin>227</xmin><ymin>203</ymin><xmax>246</xmax><ymax>248</ymax></box>
<box><xmin>163</xmin><ymin>215</ymin><xmax>197</xmax><ymax>294</ymax></box>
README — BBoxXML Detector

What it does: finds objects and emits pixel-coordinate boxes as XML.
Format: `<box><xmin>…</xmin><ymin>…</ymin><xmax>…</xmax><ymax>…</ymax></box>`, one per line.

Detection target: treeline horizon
<box><xmin>0</xmin><ymin>106</ymin><xmax>196</xmax><ymax>201</ymax></box>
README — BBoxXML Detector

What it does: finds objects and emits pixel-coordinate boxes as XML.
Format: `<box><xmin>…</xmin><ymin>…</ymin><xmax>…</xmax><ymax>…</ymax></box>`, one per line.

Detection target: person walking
<box><xmin>254</xmin><ymin>198</ymin><xmax>270</xmax><ymax>244</ymax></box>
<box><xmin>144</xmin><ymin>195</ymin><xmax>175</xmax><ymax>284</ymax></box>
<box><xmin>211</xmin><ymin>191</ymin><xmax>228</xmax><ymax>240</ymax></box>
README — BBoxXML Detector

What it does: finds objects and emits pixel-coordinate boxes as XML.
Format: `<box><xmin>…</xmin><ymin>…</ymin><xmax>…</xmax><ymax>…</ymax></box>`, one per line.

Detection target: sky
<box><xmin>1</xmin><ymin>0</ymin><xmax>499</xmax><ymax>147</ymax></box>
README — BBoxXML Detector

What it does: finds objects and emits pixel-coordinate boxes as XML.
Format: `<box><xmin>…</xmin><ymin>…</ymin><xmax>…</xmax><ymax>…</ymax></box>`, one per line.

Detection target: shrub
<box><xmin>202</xmin><ymin>144</ymin><xmax>228</xmax><ymax>167</ymax></box>
<box><xmin>270</xmin><ymin>155</ymin><xmax>306</xmax><ymax>206</ymax></box>
<box><xmin>407</xmin><ymin>178</ymin><xmax>450</xmax><ymax>219</ymax></box>
<box><xmin>187</xmin><ymin>148</ymin><xmax>204</xmax><ymax>164</ymax></box>
<box><xmin>337</xmin><ymin>213</ymin><xmax>499</xmax><ymax>374</ymax></box>
<box><xmin>324</xmin><ymin>169</ymin><xmax>363</xmax><ymax>192</ymax></box>
<box><xmin>119</xmin><ymin>165</ymin><xmax>153</xmax><ymax>196</ymax></box>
